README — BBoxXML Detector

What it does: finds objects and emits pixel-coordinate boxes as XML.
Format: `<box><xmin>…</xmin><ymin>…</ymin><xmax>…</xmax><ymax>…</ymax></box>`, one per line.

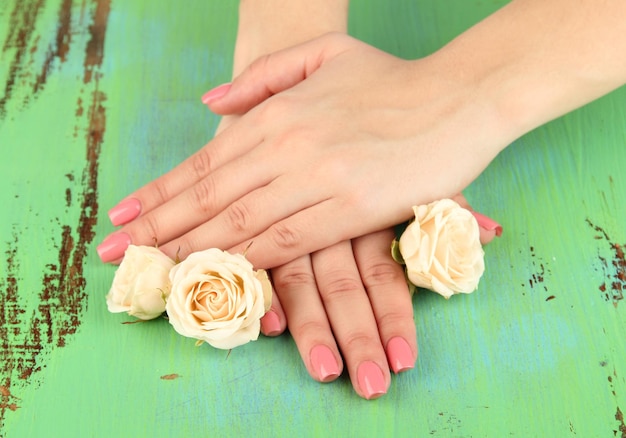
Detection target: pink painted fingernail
<box><xmin>310</xmin><ymin>345</ymin><xmax>340</xmax><ymax>383</ymax></box>
<box><xmin>97</xmin><ymin>232</ymin><xmax>131</xmax><ymax>263</ymax></box>
<box><xmin>386</xmin><ymin>337</ymin><xmax>415</xmax><ymax>374</ymax></box>
<box><xmin>357</xmin><ymin>361</ymin><xmax>387</xmax><ymax>400</ymax></box>
<box><xmin>201</xmin><ymin>83</ymin><xmax>231</xmax><ymax>105</ymax></box>
<box><xmin>108</xmin><ymin>198</ymin><xmax>141</xmax><ymax>226</ymax></box>
<box><xmin>260</xmin><ymin>310</ymin><xmax>282</xmax><ymax>336</ymax></box>
<box><xmin>471</xmin><ymin>211</ymin><xmax>503</xmax><ymax>237</ymax></box>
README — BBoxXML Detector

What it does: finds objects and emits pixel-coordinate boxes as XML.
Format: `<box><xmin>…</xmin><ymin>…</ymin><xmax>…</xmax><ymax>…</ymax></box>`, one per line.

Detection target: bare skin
<box><xmin>98</xmin><ymin>0</ymin><xmax>626</xmax><ymax>397</ymax></box>
<box><xmin>100</xmin><ymin>0</ymin><xmax>626</xmax><ymax>269</ymax></box>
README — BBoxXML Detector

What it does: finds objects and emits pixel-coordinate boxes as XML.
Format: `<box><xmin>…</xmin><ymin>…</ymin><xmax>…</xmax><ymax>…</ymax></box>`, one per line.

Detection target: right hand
<box><xmin>98</xmin><ymin>33</ymin><xmax>508</xmax><ymax>268</ymax></box>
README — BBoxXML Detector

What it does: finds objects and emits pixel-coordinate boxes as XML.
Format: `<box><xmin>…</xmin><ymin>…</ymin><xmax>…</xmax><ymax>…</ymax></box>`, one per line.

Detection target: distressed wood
<box><xmin>1</xmin><ymin>0</ymin><xmax>625</xmax><ymax>437</ymax></box>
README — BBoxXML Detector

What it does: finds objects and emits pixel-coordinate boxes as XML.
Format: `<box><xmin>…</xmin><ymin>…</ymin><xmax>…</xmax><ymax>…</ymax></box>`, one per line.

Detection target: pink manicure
<box><xmin>310</xmin><ymin>345</ymin><xmax>340</xmax><ymax>383</ymax></box>
<box><xmin>471</xmin><ymin>211</ymin><xmax>503</xmax><ymax>237</ymax></box>
<box><xmin>108</xmin><ymin>198</ymin><xmax>141</xmax><ymax>226</ymax></box>
<box><xmin>97</xmin><ymin>232</ymin><xmax>131</xmax><ymax>263</ymax></box>
<box><xmin>357</xmin><ymin>361</ymin><xmax>387</xmax><ymax>400</ymax></box>
<box><xmin>386</xmin><ymin>337</ymin><xmax>415</xmax><ymax>374</ymax></box>
<box><xmin>201</xmin><ymin>83</ymin><xmax>231</xmax><ymax>105</ymax></box>
<box><xmin>260</xmin><ymin>311</ymin><xmax>282</xmax><ymax>336</ymax></box>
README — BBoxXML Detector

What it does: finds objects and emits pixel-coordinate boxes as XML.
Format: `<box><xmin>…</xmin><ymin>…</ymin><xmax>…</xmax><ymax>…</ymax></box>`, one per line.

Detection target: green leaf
<box><xmin>391</xmin><ymin>239</ymin><xmax>405</xmax><ymax>265</ymax></box>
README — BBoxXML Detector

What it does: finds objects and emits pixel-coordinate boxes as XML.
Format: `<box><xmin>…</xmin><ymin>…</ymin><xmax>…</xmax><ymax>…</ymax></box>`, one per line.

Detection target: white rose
<box><xmin>165</xmin><ymin>248</ymin><xmax>272</xmax><ymax>350</ymax></box>
<box><xmin>106</xmin><ymin>245</ymin><xmax>176</xmax><ymax>320</ymax></box>
<box><xmin>399</xmin><ymin>199</ymin><xmax>485</xmax><ymax>298</ymax></box>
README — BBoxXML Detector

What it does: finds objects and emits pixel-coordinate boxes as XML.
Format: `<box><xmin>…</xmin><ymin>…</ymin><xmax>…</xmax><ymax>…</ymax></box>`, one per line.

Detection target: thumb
<box><xmin>201</xmin><ymin>33</ymin><xmax>353</xmax><ymax>115</ymax></box>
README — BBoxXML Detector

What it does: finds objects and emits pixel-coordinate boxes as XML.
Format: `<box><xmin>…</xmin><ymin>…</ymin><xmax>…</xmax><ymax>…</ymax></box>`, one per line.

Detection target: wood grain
<box><xmin>1</xmin><ymin>0</ymin><xmax>625</xmax><ymax>437</ymax></box>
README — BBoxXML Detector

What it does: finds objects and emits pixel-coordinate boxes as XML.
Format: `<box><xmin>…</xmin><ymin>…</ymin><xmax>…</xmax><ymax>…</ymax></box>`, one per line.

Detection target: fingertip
<box><xmin>356</xmin><ymin>361</ymin><xmax>388</xmax><ymax>400</ymax></box>
<box><xmin>97</xmin><ymin>232</ymin><xmax>131</xmax><ymax>263</ymax></box>
<box><xmin>386</xmin><ymin>336</ymin><xmax>416</xmax><ymax>374</ymax></box>
<box><xmin>108</xmin><ymin>198</ymin><xmax>142</xmax><ymax>227</ymax></box>
<box><xmin>479</xmin><ymin>228</ymin><xmax>497</xmax><ymax>245</ymax></box>
<box><xmin>452</xmin><ymin>194</ymin><xmax>504</xmax><ymax>245</ymax></box>
<box><xmin>310</xmin><ymin>344</ymin><xmax>342</xmax><ymax>383</ymax></box>
<box><xmin>260</xmin><ymin>309</ymin><xmax>285</xmax><ymax>337</ymax></box>
<box><xmin>471</xmin><ymin>211</ymin><xmax>503</xmax><ymax>245</ymax></box>
<box><xmin>201</xmin><ymin>83</ymin><xmax>232</xmax><ymax>107</ymax></box>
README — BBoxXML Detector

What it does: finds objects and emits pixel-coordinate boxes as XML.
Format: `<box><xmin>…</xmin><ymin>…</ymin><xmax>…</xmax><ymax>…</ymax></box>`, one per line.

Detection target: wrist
<box><xmin>233</xmin><ymin>0</ymin><xmax>349</xmax><ymax>76</ymax></box>
<box><xmin>429</xmin><ymin>0</ymin><xmax>626</xmax><ymax>142</ymax></box>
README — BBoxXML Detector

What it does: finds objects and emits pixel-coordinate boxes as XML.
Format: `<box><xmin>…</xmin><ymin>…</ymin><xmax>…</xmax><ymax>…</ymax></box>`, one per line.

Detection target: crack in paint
<box><xmin>33</xmin><ymin>0</ymin><xmax>73</xmax><ymax>94</ymax></box>
<box><xmin>0</xmin><ymin>0</ymin><xmax>110</xmax><ymax>432</ymax></box>
<box><xmin>0</xmin><ymin>0</ymin><xmax>46</xmax><ymax>117</ymax></box>
<box><xmin>616</xmin><ymin>406</ymin><xmax>626</xmax><ymax>438</ymax></box>
<box><xmin>587</xmin><ymin>218</ymin><xmax>625</xmax><ymax>307</ymax></box>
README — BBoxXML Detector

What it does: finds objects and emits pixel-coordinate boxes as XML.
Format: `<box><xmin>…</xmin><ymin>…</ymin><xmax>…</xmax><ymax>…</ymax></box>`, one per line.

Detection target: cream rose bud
<box><xmin>399</xmin><ymin>199</ymin><xmax>485</xmax><ymax>299</ymax></box>
<box><xmin>165</xmin><ymin>248</ymin><xmax>272</xmax><ymax>350</ymax></box>
<box><xmin>106</xmin><ymin>245</ymin><xmax>176</xmax><ymax>320</ymax></box>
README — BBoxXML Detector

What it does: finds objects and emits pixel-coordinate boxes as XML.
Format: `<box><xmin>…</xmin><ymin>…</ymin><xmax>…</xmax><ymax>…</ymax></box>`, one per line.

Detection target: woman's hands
<box><xmin>97</xmin><ymin>33</ymin><xmax>506</xmax><ymax>268</ymax></box>
<box><xmin>96</xmin><ymin>32</ymin><xmax>503</xmax><ymax>400</ymax></box>
<box><xmin>96</xmin><ymin>0</ymin><xmax>626</xmax><ymax>400</ymax></box>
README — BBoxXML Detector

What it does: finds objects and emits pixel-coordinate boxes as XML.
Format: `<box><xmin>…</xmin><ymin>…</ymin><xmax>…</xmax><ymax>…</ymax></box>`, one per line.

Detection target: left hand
<box><xmin>264</xmin><ymin>228</ymin><xmax>417</xmax><ymax>400</ymax></box>
<box><xmin>262</xmin><ymin>206</ymin><xmax>499</xmax><ymax>399</ymax></box>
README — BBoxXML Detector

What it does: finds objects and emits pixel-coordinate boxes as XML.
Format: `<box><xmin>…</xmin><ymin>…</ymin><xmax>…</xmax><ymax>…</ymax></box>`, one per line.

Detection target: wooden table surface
<box><xmin>1</xmin><ymin>1</ymin><xmax>625</xmax><ymax>437</ymax></box>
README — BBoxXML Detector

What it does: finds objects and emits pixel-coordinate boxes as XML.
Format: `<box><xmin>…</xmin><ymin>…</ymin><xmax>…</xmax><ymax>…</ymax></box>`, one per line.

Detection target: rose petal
<box><xmin>165</xmin><ymin>248</ymin><xmax>269</xmax><ymax>349</ymax></box>
<box><xmin>399</xmin><ymin>199</ymin><xmax>485</xmax><ymax>298</ymax></box>
<box><xmin>106</xmin><ymin>245</ymin><xmax>174</xmax><ymax>319</ymax></box>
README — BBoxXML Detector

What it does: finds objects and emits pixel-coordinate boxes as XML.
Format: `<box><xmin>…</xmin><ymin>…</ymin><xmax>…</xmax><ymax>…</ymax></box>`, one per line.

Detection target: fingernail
<box><xmin>386</xmin><ymin>337</ymin><xmax>415</xmax><ymax>374</ymax></box>
<box><xmin>471</xmin><ymin>211</ymin><xmax>503</xmax><ymax>237</ymax></box>
<box><xmin>260</xmin><ymin>310</ymin><xmax>282</xmax><ymax>336</ymax></box>
<box><xmin>201</xmin><ymin>83</ymin><xmax>231</xmax><ymax>105</ymax></box>
<box><xmin>97</xmin><ymin>232</ymin><xmax>131</xmax><ymax>263</ymax></box>
<box><xmin>310</xmin><ymin>345</ymin><xmax>340</xmax><ymax>383</ymax></box>
<box><xmin>108</xmin><ymin>198</ymin><xmax>141</xmax><ymax>226</ymax></box>
<box><xmin>357</xmin><ymin>361</ymin><xmax>387</xmax><ymax>400</ymax></box>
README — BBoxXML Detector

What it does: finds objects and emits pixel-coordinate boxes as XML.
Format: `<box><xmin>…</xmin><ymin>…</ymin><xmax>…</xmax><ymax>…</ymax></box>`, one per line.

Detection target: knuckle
<box><xmin>190</xmin><ymin>149</ymin><xmax>213</xmax><ymax>179</ymax></box>
<box><xmin>249</xmin><ymin>53</ymin><xmax>272</xmax><ymax>75</ymax></box>
<box><xmin>269</xmin><ymin>223</ymin><xmax>302</xmax><ymax>250</ymax></box>
<box><xmin>341</xmin><ymin>330</ymin><xmax>379</xmax><ymax>353</ymax></box>
<box><xmin>225</xmin><ymin>201</ymin><xmax>252</xmax><ymax>233</ymax></box>
<box><xmin>142</xmin><ymin>213</ymin><xmax>161</xmax><ymax>243</ymax></box>
<box><xmin>375</xmin><ymin>308</ymin><xmax>415</xmax><ymax>332</ymax></box>
<box><xmin>190</xmin><ymin>178</ymin><xmax>217</xmax><ymax>215</ymax></box>
<box><xmin>272</xmin><ymin>267</ymin><xmax>315</xmax><ymax>291</ymax></box>
<box><xmin>292</xmin><ymin>319</ymin><xmax>329</xmax><ymax>338</ymax></box>
<box><xmin>153</xmin><ymin>180</ymin><xmax>170</xmax><ymax>204</ymax></box>
<box><xmin>321</xmin><ymin>276</ymin><xmax>363</xmax><ymax>300</ymax></box>
<box><xmin>360</xmin><ymin>261</ymin><xmax>404</xmax><ymax>289</ymax></box>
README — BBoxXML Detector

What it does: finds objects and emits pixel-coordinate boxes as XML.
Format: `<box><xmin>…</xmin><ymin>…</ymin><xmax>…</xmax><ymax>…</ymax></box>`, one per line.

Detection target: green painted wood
<box><xmin>1</xmin><ymin>0</ymin><xmax>625</xmax><ymax>437</ymax></box>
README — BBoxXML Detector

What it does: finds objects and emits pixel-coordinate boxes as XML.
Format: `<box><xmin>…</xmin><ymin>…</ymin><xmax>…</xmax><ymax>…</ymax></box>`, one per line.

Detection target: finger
<box><xmin>205</xmin><ymin>33</ymin><xmax>355</xmax><ymax>115</ymax></box>
<box><xmin>103</xmin><ymin>149</ymin><xmax>279</xmax><ymax>262</ymax></box>
<box><xmin>471</xmin><ymin>211</ymin><xmax>503</xmax><ymax>244</ymax></box>
<box><xmin>451</xmin><ymin>193</ymin><xmax>503</xmax><ymax>245</ymax></box>
<box><xmin>106</xmin><ymin>120</ymin><xmax>263</xmax><ymax>228</ymax></box>
<box><xmin>226</xmin><ymin>195</ymin><xmax>381</xmax><ymax>269</ymax></box>
<box><xmin>156</xmin><ymin>170</ymin><xmax>327</xmax><ymax>263</ymax></box>
<box><xmin>312</xmin><ymin>241</ymin><xmax>390</xmax><ymax>400</ymax></box>
<box><xmin>260</xmin><ymin>288</ymin><xmax>287</xmax><ymax>337</ymax></box>
<box><xmin>271</xmin><ymin>255</ymin><xmax>343</xmax><ymax>383</ymax></box>
<box><xmin>352</xmin><ymin>229</ymin><xmax>417</xmax><ymax>374</ymax></box>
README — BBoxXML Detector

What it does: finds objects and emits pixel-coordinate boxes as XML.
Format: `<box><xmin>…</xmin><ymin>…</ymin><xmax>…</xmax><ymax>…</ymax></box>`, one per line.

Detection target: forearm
<box><xmin>430</xmin><ymin>0</ymin><xmax>626</xmax><ymax>142</ymax></box>
<box><xmin>233</xmin><ymin>0</ymin><xmax>349</xmax><ymax>76</ymax></box>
